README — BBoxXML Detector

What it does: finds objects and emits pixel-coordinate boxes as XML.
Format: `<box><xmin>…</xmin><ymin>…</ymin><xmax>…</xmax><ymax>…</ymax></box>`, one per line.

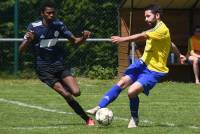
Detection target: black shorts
<box><xmin>36</xmin><ymin>62</ymin><xmax>72</xmax><ymax>88</ymax></box>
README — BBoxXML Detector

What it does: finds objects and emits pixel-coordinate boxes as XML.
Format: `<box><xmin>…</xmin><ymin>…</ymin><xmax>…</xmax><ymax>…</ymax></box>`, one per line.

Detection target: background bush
<box><xmin>0</xmin><ymin>0</ymin><xmax>121</xmax><ymax>79</ymax></box>
<box><xmin>87</xmin><ymin>65</ymin><xmax>117</xmax><ymax>80</ymax></box>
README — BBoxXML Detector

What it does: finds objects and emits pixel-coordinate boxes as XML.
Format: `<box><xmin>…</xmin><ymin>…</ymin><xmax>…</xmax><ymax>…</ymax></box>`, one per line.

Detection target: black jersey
<box><xmin>24</xmin><ymin>19</ymin><xmax>73</xmax><ymax>66</ymax></box>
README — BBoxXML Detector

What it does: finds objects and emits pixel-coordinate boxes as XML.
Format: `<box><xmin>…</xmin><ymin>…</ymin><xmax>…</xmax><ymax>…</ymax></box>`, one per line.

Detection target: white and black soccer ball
<box><xmin>95</xmin><ymin>108</ymin><xmax>113</xmax><ymax>126</ymax></box>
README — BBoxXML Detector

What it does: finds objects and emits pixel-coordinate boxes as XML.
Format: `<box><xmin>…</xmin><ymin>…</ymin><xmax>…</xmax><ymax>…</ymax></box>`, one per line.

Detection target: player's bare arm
<box><xmin>19</xmin><ymin>31</ymin><xmax>34</xmax><ymax>54</ymax></box>
<box><xmin>111</xmin><ymin>32</ymin><xmax>148</xmax><ymax>44</ymax></box>
<box><xmin>69</xmin><ymin>30</ymin><xmax>91</xmax><ymax>45</ymax></box>
<box><xmin>171</xmin><ymin>42</ymin><xmax>186</xmax><ymax>64</ymax></box>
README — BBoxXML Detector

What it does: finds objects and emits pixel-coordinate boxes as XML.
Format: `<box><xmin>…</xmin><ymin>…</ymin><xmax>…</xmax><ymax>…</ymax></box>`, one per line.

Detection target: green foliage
<box><xmin>0</xmin><ymin>0</ymin><xmax>15</xmax><ymax>11</ymax></box>
<box><xmin>16</xmin><ymin>68</ymin><xmax>37</xmax><ymax>79</ymax></box>
<box><xmin>70</xmin><ymin>67</ymin><xmax>83</xmax><ymax>77</ymax></box>
<box><xmin>0</xmin><ymin>23</ymin><xmax>14</xmax><ymax>37</ymax></box>
<box><xmin>0</xmin><ymin>69</ymin><xmax>37</xmax><ymax>79</ymax></box>
<box><xmin>64</xmin><ymin>42</ymin><xmax>118</xmax><ymax>74</ymax></box>
<box><xmin>0</xmin><ymin>0</ymin><xmax>121</xmax><ymax>76</ymax></box>
<box><xmin>58</xmin><ymin>0</ymin><xmax>120</xmax><ymax>37</ymax></box>
<box><xmin>87</xmin><ymin>65</ymin><xmax>117</xmax><ymax>79</ymax></box>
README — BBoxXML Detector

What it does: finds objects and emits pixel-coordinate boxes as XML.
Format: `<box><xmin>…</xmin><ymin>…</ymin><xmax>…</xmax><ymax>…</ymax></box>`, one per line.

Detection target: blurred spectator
<box><xmin>187</xmin><ymin>26</ymin><xmax>200</xmax><ymax>84</ymax></box>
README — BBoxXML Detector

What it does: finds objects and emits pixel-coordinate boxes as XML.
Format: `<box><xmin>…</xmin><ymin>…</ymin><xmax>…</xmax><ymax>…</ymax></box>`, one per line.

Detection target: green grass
<box><xmin>0</xmin><ymin>78</ymin><xmax>200</xmax><ymax>134</ymax></box>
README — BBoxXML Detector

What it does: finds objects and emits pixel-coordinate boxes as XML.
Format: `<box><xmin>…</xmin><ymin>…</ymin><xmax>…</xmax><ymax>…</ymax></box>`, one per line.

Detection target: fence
<box><xmin>0</xmin><ymin>0</ymin><xmax>121</xmax><ymax>75</ymax></box>
<box><xmin>0</xmin><ymin>39</ymin><xmax>118</xmax><ymax>79</ymax></box>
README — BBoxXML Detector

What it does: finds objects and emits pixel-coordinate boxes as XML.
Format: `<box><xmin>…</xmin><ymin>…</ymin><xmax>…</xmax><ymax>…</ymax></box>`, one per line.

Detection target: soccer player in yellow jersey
<box><xmin>87</xmin><ymin>4</ymin><xmax>171</xmax><ymax>128</ymax></box>
<box><xmin>187</xmin><ymin>26</ymin><xmax>200</xmax><ymax>84</ymax></box>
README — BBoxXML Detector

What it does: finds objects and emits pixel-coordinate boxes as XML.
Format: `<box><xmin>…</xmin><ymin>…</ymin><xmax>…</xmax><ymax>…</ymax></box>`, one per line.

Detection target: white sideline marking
<box><xmin>114</xmin><ymin>117</ymin><xmax>128</xmax><ymax>121</ymax></box>
<box><xmin>1</xmin><ymin>126</ymin><xmax>69</xmax><ymax>130</ymax></box>
<box><xmin>164</xmin><ymin>122</ymin><xmax>175</xmax><ymax>127</ymax></box>
<box><xmin>189</xmin><ymin>126</ymin><xmax>199</xmax><ymax>129</ymax></box>
<box><xmin>0</xmin><ymin>98</ymin><xmax>199</xmax><ymax>130</ymax></box>
<box><xmin>142</xmin><ymin>119</ymin><xmax>153</xmax><ymax>124</ymax></box>
<box><xmin>0</xmin><ymin>98</ymin><xmax>73</xmax><ymax>115</ymax></box>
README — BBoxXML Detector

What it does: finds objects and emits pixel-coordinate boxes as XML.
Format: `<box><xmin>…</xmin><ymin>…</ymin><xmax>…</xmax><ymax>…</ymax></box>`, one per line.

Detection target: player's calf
<box><xmin>71</xmin><ymin>90</ymin><xmax>81</xmax><ymax>97</ymax></box>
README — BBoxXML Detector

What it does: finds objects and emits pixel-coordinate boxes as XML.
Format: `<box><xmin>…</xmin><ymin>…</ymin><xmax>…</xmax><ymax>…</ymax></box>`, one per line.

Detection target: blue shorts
<box><xmin>124</xmin><ymin>59</ymin><xmax>167</xmax><ymax>95</ymax></box>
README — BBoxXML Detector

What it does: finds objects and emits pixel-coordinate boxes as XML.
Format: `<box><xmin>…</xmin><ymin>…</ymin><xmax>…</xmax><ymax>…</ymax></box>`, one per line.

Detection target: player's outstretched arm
<box><xmin>111</xmin><ymin>32</ymin><xmax>148</xmax><ymax>44</ymax></box>
<box><xmin>68</xmin><ymin>30</ymin><xmax>91</xmax><ymax>45</ymax></box>
<box><xmin>19</xmin><ymin>40</ymin><xmax>30</xmax><ymax>54</ymax></box>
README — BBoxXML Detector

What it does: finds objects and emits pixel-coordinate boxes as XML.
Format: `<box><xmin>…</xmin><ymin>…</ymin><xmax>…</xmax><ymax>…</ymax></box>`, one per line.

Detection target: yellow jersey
<box><xmin>141</xmin><ymin>21</ymin><xmax>171</xmax><ymax>73</ymax></box>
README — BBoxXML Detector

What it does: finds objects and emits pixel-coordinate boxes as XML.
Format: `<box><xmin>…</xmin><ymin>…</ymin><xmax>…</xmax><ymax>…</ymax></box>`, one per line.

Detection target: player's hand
<box><xmin>24</xmin><ymin>30</ymin><xmax>35</xmax><ymax>42</ymax></box>
<box><xmin>82</xmin><ymin>30</ymin><xmax>91</xmax><ymax>39</ymax></box>
<box><xmin>111</xmin><ymin>36</ymin><xmax>124</xmax><ymax>44</ymax></box>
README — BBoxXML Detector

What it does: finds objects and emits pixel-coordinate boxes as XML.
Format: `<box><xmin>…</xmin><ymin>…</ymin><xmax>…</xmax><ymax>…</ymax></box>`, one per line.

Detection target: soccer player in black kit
<box><xmin>19</xmin><ymin>0</ymin><xmax>95</xmax><ymax>126</ymax></box>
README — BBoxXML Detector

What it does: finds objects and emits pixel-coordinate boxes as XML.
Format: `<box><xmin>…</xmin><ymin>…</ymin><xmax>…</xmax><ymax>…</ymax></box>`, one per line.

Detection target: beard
<box><xmin>147</xmin><ymin>20</ymin><xmax>157</xmax><ymax>28</ymax></box>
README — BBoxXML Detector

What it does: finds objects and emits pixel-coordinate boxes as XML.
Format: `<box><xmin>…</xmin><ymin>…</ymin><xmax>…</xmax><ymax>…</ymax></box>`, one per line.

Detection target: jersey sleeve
<box><xmin>23</xmin><ymin>24</ymin><xmax>34</xmax><ymax>40</ymax></box>
<box><xmin>145</xmin><ymin>26</ymin><xmax>168</xmax><ymax>40</ymax></box>
<box><xmin>59</xmin><ymin>23</ymin><xmax>73</xmax><ymax>39</ymax></box>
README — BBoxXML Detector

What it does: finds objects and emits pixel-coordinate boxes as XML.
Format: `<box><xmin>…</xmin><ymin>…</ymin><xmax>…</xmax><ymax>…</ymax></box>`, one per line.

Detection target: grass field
<box><xmin>0</xmin><ymin>78</ymin><xmax>200</xmax><ymax>134</ymax></box>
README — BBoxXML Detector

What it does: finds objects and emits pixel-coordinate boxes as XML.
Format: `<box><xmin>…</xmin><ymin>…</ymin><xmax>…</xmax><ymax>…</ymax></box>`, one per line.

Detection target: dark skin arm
<box><xmin>68</xmin><ymin>30</ymin><xmax>91</xmax><ymax>45</ymax></box>
<box><xmin>19</xmin><ymin>30</ymin><xmax>91</xmax><ymax>54</ymax></box>
<box><xmin>19</xmin><ymin>31</ymin><xmax>34</xmax><ymax>54</ymax></box>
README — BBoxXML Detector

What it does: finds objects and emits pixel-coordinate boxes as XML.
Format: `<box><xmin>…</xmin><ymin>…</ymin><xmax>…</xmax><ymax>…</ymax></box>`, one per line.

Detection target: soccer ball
<box><xmin>95</xmin><ymin>108</ymin><xmax>113</xmax><ymax>126</ymax></box>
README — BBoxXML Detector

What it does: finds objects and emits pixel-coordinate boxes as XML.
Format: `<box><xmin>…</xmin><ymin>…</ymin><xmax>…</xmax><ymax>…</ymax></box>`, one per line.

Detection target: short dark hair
<box><xmin>40</xmin><ymin>0</ymin><xmax>56</xmax><ymax>13</ymax></box>
<box><xmin>145</xmin><ymin>4</ymin><xmax>163</xmax><ymax>17</ymax></box>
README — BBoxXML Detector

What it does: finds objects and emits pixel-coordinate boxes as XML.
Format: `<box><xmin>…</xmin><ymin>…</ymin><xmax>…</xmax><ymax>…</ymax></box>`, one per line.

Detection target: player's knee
<box><xmin>70</xmin><ymin>87</ymin><xmax>81</xmax><ymax>97</ymax></box>
<box><xmin>53</xmin><ymin>83</ymin><xmax>66</xmax><ymax>95</ymax></box>
<box><xmin>128</xmin><ymin>90</ymin><xmax>133</xmax><ymax>98</ymax></box>
<box><xmin>117</xmin><ymin>77</ymin><xmax>129</xmax><ymax>88</ymax></box>
<box><xmin>72</xmin><ymin>90</ymin><xmax>81</xmax><ymax>97</ymax></box>
<box><xmin>53</xmin><ymin>82</ymin><xmax>62</xmax><ymax>89</ymax></box>
<box><xmin>128</xmin><ymin>90</ymin><xmax>137</xmax><ymax>98</ymax></box>
<box><xmin>128</xmin><ymin>85</ymin><xmax>143</xmax><ymax>98</ymax></box>
<box><xmin>53</xmin><ymin>83</ymin><xmax>72</xmax><ymax>98</ymax></box>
